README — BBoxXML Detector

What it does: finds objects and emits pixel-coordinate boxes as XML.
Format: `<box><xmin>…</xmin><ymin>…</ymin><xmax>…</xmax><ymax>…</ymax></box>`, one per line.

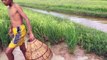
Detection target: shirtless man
<box><xmin>1</xmin><ymin>0</ymin><xmax>35</xmax><ymax>60</ymax></box>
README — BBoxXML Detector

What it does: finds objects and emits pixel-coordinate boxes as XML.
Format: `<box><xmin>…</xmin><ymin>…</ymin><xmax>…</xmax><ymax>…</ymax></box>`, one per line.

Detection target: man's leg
<box><xmin>20</xmin><ymin>43</ymin><xmax>26</xmax><ymax>59</ymax></box>
<box><xmin>5</xmin><ymin>47</ymin><xmax>14</xmax><ymax>60</ymax></box>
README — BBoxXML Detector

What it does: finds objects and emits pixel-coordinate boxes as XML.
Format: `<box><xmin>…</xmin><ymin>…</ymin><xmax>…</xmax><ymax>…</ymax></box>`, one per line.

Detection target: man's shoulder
<box><xmin>14</xmin><ymin>3</ymin><xmax>21</xmax><ymax>9</ymax></box>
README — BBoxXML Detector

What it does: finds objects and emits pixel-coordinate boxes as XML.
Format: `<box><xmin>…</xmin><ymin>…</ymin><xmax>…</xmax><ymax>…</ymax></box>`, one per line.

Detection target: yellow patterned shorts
<box><xmin>8</xmin><ymin>24</ymin><xmax>26</xmax><ymax>48</ymax></box>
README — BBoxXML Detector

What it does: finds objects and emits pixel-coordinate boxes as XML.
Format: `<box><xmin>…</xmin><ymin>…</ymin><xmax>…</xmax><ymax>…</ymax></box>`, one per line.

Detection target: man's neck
<box><xmin>9</xmin><ymin>2</ymin><xmax>14</xmax><ymax>7</ymax></box>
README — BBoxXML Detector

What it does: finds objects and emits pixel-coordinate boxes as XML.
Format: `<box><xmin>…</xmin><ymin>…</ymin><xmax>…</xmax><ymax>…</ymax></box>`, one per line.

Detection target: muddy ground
<box><xmin>0</xmin><ymin>42</ymin><xmax>104</xmax><ymax>60</ymax></box>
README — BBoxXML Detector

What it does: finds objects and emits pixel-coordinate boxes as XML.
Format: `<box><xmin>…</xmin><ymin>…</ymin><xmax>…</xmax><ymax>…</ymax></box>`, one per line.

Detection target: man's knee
<box><xmin>20</xmin><ymin>47</ymin><xmax>26</xmax><ymax>52</ymax></box>
<box><xmin>5</xmin><ymin>48</ymin><xmax>14</xmax><ymax>55</ymax></box>
<box><xmin>20</xmin><ymin>43</ymin><xmax>26</xmax><ymax>52</ymax></box>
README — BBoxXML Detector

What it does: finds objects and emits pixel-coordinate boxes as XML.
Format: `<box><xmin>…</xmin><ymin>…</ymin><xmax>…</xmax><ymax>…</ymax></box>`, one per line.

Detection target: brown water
<box><xmin>27</xmin><ymin>8</ymin><xmax>107</xmax><ymax>33</ymax></box>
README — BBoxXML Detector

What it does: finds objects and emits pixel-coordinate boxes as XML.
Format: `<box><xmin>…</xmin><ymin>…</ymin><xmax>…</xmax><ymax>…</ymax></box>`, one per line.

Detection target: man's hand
<box><xmin>29</xmin><ymin>32</ymin><xmax>35</xmax><ymax>41</ymax></box>
<box><xmin>8</xmin><ymin>28</ymin><xmax>13</xmax><ymax>38</ymax></box>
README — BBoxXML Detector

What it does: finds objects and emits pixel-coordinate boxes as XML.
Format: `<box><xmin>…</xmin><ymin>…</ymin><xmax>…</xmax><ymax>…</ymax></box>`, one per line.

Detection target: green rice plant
<box><xmin>24</xmin><ymin>9</ymin><xmax>107</xmax><ymax>56</ymax></box>
<box><xmin>0</xmin><ymin>20</ymin><xmax>10</xmax><ymax>47</ymax></box>
<box><xmin>75</xmin><ymin>23</ymin><xmax>107</xmax><ymax>56</ymax></box>
<box><xmin>0</xmin><ymin>4</ymin><xmax>10</xmax><ymax>47</ymax></box>
<box><xmin>15</xmin><ymin>0</ymin><xmax>107</xmax><ymax>18</ymax></box>
<box><xmin>24</xmin><ymin>9</ymin><xmax>76</xmax><ymax>46</ymax></box>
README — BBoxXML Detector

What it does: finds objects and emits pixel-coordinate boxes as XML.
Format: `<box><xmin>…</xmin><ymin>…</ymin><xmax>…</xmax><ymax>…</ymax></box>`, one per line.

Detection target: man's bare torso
<box><xmin>8</xmin><ymin>3</ymin><xmax>23</xmax><ymax>28</ymax></box>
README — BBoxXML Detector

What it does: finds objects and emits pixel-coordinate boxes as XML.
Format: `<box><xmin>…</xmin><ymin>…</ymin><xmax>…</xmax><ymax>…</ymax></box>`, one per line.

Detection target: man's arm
<box><xmin>8</xmin><ymin>25</ymin><xmax>12</xmax><ymax>34</ymax></box>
<box><xmin>8</xmin><ymin>24</ymin><xmax>14</xmax><ymax>38</ymax></box>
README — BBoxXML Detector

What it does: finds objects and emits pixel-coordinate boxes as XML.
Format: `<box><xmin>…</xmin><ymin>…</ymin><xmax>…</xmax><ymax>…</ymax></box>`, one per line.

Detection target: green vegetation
<box><xmin>75</xmin><ymin>23</ymin><xmax>107</xmax><ymax>56</ymax></box>
<box><xmin>15</xmin><ymin>0</ymin><xmax>107</xmax><ymax>18</ymax></box>
<box><xmin>24</xmin><ymin>9</ymin><xmax>77</xmax><ymax>51</ymax></box>
<box><xmin>0</xmin><ymin>3</ymin><xmax>107</xmax><ymax>57</ymax></box>
<box><xmin>0</xmin><ymin>3</ymin><xmax>10</xmax><ymax>47</ymax></box>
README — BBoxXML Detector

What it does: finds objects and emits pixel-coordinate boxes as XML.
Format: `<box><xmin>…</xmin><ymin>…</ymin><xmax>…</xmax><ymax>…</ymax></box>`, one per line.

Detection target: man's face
<box><xmin>1</xmin><ymin>0</ymin><xmax>11</xmax><ymax>6</ymax></box>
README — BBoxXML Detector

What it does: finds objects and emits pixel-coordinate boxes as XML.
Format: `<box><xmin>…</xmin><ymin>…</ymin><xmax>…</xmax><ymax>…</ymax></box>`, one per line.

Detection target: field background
<box><xmin>15</xmin><ymin>0</ymin><xmax>107</xmax><ymax>18</ymax></box>
<box><xmin>0</xmin><ymin>0</ymin><xmax>107</xmax><ymax>58</ymax></box>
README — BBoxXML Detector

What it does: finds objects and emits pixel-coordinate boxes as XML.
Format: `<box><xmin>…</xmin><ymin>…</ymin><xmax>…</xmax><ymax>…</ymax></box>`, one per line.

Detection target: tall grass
<box><xmin>15</xmin><ymin>0</ymin><xmax>107</xmax><ymax>18</ymax></box>
<box><xmin>0</xmin><ymin>4</ymin><xmax>10</xmax><ymax>47</ymax></box>
<box><xmin>24</xmin><ymin>9</ymin><xmax>76</xmax><ymax>48</ymax></box>
<box><xmin>75</xmin><ymin>23</ymin><xmax>107</xmax><ymax>56</ymax></box>
<box><xmin>25</xmin><ymin>9</ymin><xmax>107</xmax><ymax>56</ymax></box>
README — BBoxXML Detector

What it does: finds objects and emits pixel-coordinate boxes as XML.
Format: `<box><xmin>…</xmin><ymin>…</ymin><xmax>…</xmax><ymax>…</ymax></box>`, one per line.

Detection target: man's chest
<box><xmin>8</xmin><ymin>6</ymin><xmax>18</xmax><ymax>17</ymax></box>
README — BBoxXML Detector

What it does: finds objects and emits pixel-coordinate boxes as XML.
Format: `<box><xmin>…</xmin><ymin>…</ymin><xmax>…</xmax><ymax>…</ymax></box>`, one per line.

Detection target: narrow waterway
<box><xmin>27</xmin><ymin>8</ymin><xmax>107</xmax><ymax>33</ymax></box>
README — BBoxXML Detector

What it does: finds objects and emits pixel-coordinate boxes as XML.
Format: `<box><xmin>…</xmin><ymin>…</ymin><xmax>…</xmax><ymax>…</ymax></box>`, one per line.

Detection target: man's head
<box><xmin>1</xmin><ymin>0</ymin><xmax>13</xmax><ymax>6</ymax></box>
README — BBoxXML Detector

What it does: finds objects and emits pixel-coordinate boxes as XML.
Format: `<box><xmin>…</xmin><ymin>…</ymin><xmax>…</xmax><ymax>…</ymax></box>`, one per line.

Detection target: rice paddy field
<box><xmin>0</xmin><ymin>0</ymin><xmax>107</xmax><ymax>58</ymax></box>
<box><xmin>15</xmin><ymin>0</ymin><xmax>107</xmax><ymax>18</ymax></box>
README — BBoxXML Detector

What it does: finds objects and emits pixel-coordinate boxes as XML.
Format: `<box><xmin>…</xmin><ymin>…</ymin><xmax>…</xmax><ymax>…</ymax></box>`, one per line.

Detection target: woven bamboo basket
<box><xmin>26</xmin><ymin>38</ymin><xmax>53</xmax><ymax>60</ymax></box>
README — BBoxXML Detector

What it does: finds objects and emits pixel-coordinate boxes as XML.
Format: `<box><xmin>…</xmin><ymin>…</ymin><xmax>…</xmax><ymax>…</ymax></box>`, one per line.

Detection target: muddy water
<box><xmin>27</xmin><ymin>8</ymin><xmax>107</xmax><ymax>33</ymax></box>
